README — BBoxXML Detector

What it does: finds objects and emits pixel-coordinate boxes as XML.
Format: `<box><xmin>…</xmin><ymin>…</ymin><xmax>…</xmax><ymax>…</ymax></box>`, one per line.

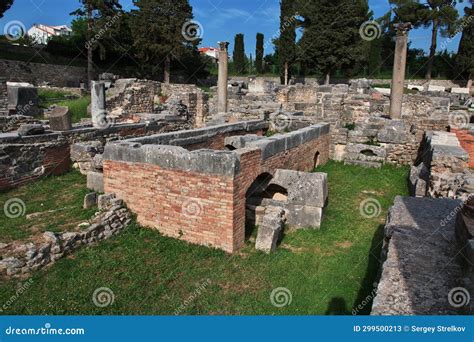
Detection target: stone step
<box><xmin>344</xmin><ymin>160</ymin><xmax>382</xmax><ymax>168</ymax></box>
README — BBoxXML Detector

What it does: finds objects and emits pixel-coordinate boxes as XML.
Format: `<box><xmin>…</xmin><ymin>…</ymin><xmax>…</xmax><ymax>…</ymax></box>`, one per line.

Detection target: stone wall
<box><xmin>102</xmin><ymin>121</ymin><xmax>330</xmax><ymax>253</ymax></box>
<box><xmin>0</xmin><ymin>195</ymin><xmax>130</xmax><ymax>278</ymax></box>
<box><xmin>419</xmin><ymin>131</ymin><xmax>472</xmax><ymax>199</ymax></box>
<box><xmin>371</xmin><ymin>196</ymin><xmax>464</xmax><ymax>315</ymax></box>
<box><xmin>0</xmin><ymin>121</ymin><xmax>191</xmax><ymax>191</ymax></box>
<box><xmin>106</xmin><ymin>79</ymin><xmax>209</xmax><ymax>126</ymax></box>
<box><xmin>0</xmin><ymin>59</ymin><xmax>87</xmax><ymax>87</ymax></box>
<box><xmin>0</xmin><ymin>78</ymin><xmax>7</xmax><ymax>116</ymax></box>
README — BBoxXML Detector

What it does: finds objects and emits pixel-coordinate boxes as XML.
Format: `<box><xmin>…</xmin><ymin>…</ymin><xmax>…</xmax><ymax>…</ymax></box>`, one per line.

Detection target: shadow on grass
<box><xmin>351</xmin><ymin>224</ymin><xmax>385</xmax><ymax>315</ymax></box>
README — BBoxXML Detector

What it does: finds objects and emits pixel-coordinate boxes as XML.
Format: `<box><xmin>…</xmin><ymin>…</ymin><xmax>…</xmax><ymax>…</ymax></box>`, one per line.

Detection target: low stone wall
<box><xmin>103</xmin><ymin>121</ymin><xmax>330</xmax><ymax>253</ymax></box>
<box><xmin>420</xmin><ymin>131</ymin><xmax>471</xmax><ymax>199</ymax></box>
<box><xmin>0</xmin><ymin>196</ymin><xmax>131</xmax><ymax>278</ymax></box>
<box><xmin>106</xmin><ymin>79</ymin><xmax>208</xmax><ymax>127</ymax></box>
<box><xmin>0</xmin><ymin>78</ymin><xmax>7</xmax><ymax>116</ymax></box>
<box><xmin>0</xmin><ymin>121</ymin><xmax>191</xmax><ymax>191</ymax></box>
<box><xmin>372</xmin><ymin>196</ymin><xmax>464</xmax><ymax>315</ymax></box>
<box><xmin>0</xmin><ymin>59</ymin><xmax>87</xmax><ymax>87</ymax></box>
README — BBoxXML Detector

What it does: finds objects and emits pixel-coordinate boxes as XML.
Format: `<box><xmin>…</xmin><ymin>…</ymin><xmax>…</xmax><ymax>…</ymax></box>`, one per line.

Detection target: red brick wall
<box><xmin>452</xmin><ymin>128</ymin><xmax>474</xmax><ymax>168</ymax></box>
<box><xmin>103</xmin><ymin>134</ymin><xmax>330</xmax><ymax>253</ymax></box>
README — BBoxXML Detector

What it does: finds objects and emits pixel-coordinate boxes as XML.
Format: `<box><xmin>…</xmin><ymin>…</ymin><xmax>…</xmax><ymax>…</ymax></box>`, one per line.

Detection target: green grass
<box><xmin>56</xmin><ymin>96</ymin><xmax>90</xmax><ymax>123</ymax></box>
<box><xmin>0</xmin><ymin>162</ymin><xmax>409</xmax><ymax>315</ymax></box>
<box><xmin>0</xmin><ymin>171</ymin><xmax>96</xmax><ymax>243</ymax></box>
<box><xmin>38</xmin><ymin>89</ymin><xmax>90</xmax><ymax>123</ymax></box>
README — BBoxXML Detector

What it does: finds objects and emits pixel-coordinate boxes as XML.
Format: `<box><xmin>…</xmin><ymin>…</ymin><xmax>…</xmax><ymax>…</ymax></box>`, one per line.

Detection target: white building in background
<box><xmin>27</xmin><ymin>24</ymin><xmax>72</xmax><ymax>45</ymax></box>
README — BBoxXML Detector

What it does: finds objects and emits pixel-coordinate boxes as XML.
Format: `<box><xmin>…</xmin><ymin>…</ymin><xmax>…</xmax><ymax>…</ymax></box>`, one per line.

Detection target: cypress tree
<box><xmin>131</xmin><ymin>0</ymin><xmax>195</xmax><ymax>82</ymax></box>
<box><xmin>299</xmin><ymin>0</ymin><xmax>370</xmax><ymax>84</ymax></box>
<box><xmin>233</xmin><ymin>33</ymin><xmax>246</xmax><ymax>74</ymax></box>
<box><xmin>256</xmin><ymin>33</ymin><xmax>264</xmax><ymax>74</ymax></box>
<box><xmin>278</xmin><ymin>0</ymin><xmax>296</xmax><ymax>84</ymax></box>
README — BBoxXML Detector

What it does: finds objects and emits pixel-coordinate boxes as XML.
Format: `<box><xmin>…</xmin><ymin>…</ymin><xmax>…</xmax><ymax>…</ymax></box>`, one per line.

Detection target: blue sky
<box><xmin>0</xmin><ymin>0</ymin><xmax>468</xmax><ymax>56</ymax></box>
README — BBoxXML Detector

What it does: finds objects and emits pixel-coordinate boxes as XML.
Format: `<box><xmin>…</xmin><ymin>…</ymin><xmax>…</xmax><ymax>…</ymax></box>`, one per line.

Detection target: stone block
<box><xmin>48</xmin><ymin>106</ymin><xmax>72</xmax><ymax>131</ymax></box>
<box><xmin>270</xmin><ymin>169</ymin><xmax>328</xmax><ymax>208</ymax></box>
<box><xmin>7</xmin><ymin>86</ymin><xmax>41</xmax><ymax>116</ymax></box>
<box><xmin>98</xmin><ymin>193</ymin><xmax>117</xmax><ymax>211</ymax></box>
<box><xmin>83</xmin><ymin>192</ymin><xmax>97</xmax><ymax>209</ymax></box>
<box><xmin>17</xmin><ymin>124</ymin><xmax>44</xmax><ymax>136</ymax></box>
<box><xmin>409</xmin><ymin>163</ymin><xmax>429</xmax><ymax>197</ymax></box>
<box><xmin>255</xmin><ymin>206</ymin><xmax>286</xmax><ymax>253</ymax></box>
<box><xmin>87</xmin><ymin>171</ymin><xmax>104</xmax><ymax>193</ymax></box>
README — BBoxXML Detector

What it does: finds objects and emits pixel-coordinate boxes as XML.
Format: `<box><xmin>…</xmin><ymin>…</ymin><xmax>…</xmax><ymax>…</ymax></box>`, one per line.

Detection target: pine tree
<box><xmin>456</xmin><ymin>0</ymin><xmax>474</xmax><ymax>88</ymax></box>
<box><xmin>233</xmin><ymin>33</ymin><xmax>246</xmax><ymax>74</ymax></box>
<box><xmin>0</xmin><ymin>0</ymin><xmax>14</xmax><ymax>18</ymax></box>
<box><xmin>131</xmin><ymin>0</ymin><xmax>195</xmax><ymax>83</ymax></box>
<box><xmin>278</xmin><ymin>0</ymin><xmax>296</xmax><ymax>84</ymax></box>
<box><xmin>71</xmin><ymin>0</ymin><xmax>122</xmax><ymax>87</ymax></box>
<box><xmin>255</xmin><ymin>33</ymin><xmax>264</xmax><ymax>74</ymax></box>
<box><xmin>390</xmin><ymin>0</ymin><xmax>459</xmax><ymax>81</ymax></box>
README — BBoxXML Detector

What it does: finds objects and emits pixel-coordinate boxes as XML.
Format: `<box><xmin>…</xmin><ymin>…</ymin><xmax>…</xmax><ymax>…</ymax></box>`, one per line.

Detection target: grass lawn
<box><xmin>38</xmin><ymin>89</ymin><xmax>90</xmax><ymax>123</ymax></box>
<box><xmin>0</xmin><ymin>161</ymin><xmax>409</xmax><ymax>315</ymax></box>
<box><xmin>0</xmin><ymin>171</ymin><xmax>97</xmax><ymax>243</ymax></box>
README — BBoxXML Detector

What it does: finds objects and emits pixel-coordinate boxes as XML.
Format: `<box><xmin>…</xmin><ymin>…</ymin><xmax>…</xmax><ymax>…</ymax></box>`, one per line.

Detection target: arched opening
<box><xmin>361</xmin><ymin>149</ymin><xmax>377</xmax><ymax>157</ymax></box>
<box><xmin>245</xmin><ymin>173</ymin><xmax>273</xmax><ymax>239</ymax></box>
<box><xmin>225</xmin><ymin>144</ymin><xmax>237</xmax><ymax>151</ymax></box>
<box><xmin>313</xmin><ymin>151</ymin><xmax>321</xmax><ymax>169</ymax></box>
<box><xmin>470</xmin><ymin>115</ymin><xmax>474</xmax><ymax>124</ymax></box>
<box><xmin>261</xmin><ymin>184</ymin><xmax>288</xmax><ymax>201</ymax></box>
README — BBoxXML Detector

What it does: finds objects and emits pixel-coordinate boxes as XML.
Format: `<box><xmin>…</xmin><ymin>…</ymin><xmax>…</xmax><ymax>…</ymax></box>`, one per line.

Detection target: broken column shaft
<box><xmin>389</xmin><ymin>23</ymin><xmax>412</xmax><ymax>120</ymax></box>
<box><xmin>217</xmin><ymin>41</ymin><xmax>229</xmax><ymax>114</ymax></box>
<box><xmin>91</xmin><ymin>81</ymin><xmax>106</xmax><ymax>128</ymax></box>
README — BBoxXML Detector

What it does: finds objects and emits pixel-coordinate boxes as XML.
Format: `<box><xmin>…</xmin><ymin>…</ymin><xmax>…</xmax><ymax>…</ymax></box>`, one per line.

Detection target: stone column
<box><xmin>91</xmin><ymin>81</ymin><xmax>106</xmax><ymax>128</ymax></box>
<box><xmin>217</xmin><ymin>41</ymin><xmax>229</xmax><ymax>114</ymax></box>
<box><xmin>389</xmin><ymin>23</ymin><xmax>412</xmax><ymax>120</ymax></box>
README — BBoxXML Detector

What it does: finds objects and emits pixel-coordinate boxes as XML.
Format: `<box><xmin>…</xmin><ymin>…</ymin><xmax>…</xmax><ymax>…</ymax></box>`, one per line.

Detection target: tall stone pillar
<box><xmin>91</xmin><ymin>81</ymin><xmax>106</xmax><ymax>128</ymax></box>
<box><xmin>217</xmin><ymin>41</ymin><xmax>229</xmax><ymax>114</ymax></box>
<box><xmin>389</xmin><ymin>23</ymin><xmax>412</xmax><ymax>120</ymax></box>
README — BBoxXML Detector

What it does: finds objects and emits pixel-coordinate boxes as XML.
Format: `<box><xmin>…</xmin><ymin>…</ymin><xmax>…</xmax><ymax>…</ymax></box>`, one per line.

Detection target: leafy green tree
<box><xmin>0</xmin><ymin>0</ymin><xmax>14</xmax><ymax>18</ymax></box>
<box><xmin>456</xmin><ymin>0</ymin><xmax>474</xmax><ymax>87</ymax></box>
<box><xmin>71</xmin><ymin>0</ymin><xmax>122</xmax><ymax>86</ymax></box>
<box><xmin>255</xmin><ymin>33</ymin><xmax>264</xmax><ymax>74</ymax></box>
<box><xmin>298</xmin><ymin>0</ymin><xmax>370</xmax><ymax>84</ymax></box>
<box><xmin>131</xmin><ymin>0</ymin><xmax>196</xmax><ymax>83</ymax></box>
<box><xmin>278</xmin><ymin>0</ymin><xmax>297</xmax><ymax>84</ymax></box>
<box><xmin>233</xmin><ymin>33</ymin><xmax>246</xmax><ymax>74</ymax></box>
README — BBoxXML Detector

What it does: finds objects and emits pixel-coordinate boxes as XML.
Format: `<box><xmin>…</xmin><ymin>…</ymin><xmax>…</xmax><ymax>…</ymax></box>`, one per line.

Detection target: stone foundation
<box><xmin>103</xmin><ymin>121</ymin><xmax>330</xmax><ymax>253</ymax></box>
<box><xmin>0</xmin><ymin>195</ymin><xmax>131</xmax><ymax>279</ymax></box>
